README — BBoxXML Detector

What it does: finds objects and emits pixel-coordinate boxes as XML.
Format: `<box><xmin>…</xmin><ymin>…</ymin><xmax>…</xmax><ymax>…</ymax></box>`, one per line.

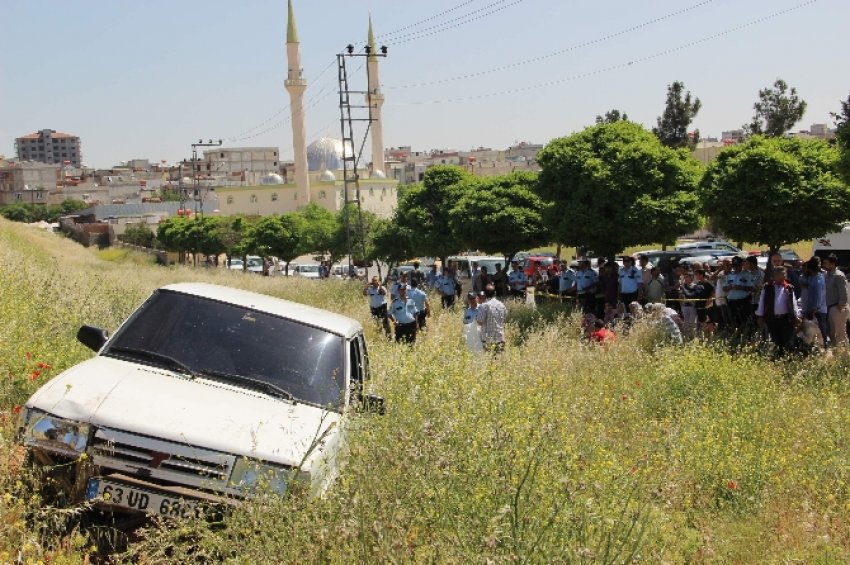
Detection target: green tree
<box><xmin>831</xmin><ymin>91</ymin><xmax>850</xmax><ymax>183</ymax></box>
<box><xmin>700</xmin><ymin>136</ymin><xmax>850</xmax><ymax>253</ymax></box>
<box><xmin>371</xmin><ymin>216</ymin><xmax>416</xmax><ymax>270</ymax></box>
<box><xmin>595</xmin><ymin>109</ymin><xmax>629</xmax><ymax>124</ymax></box>
<box><xmin>299</xmin><ymin>202</ymin><xmax>337</xmax><ymax>256</ymax></box>
<box><xmin>245</xmin><ymin>213</ymin><xmax>305</xmax><ymax>274</ymax></box>
<box><xmin>156</xmin><ymin>217</ymin><xmax>192</xmax><ymax>263</ymax></box>
<box><xmin>652</xmin><ymin>81</ymin><xmax>701</xmax><ymax>149</ymax></box>
<box><xmin>0</xmin><ymin>204</ymin><xmax>35</xmax><ymax>222</ymax></box>
<box><xmin>120</xmin><ymin>224</ymin><xmax>155</xmax><ymax>247</ymax></box>
<box><xmin>536</xmin><ymin>121</ymin><xmax>702</xmax><ymax>259</ymax></box>
<box><xmin>329</xmin><ymin>204</ymin><xmax>379</xmax><ymax>266</ymax></box>
<box><xmin>744</xmin><ymin>78</ymin><xmax>807</xmax><ymax>137</ymax></box>
<box><xmin>394</xmin><ymin>165</ymin><xmax>472</xmax><ymax>261</ymax></box>
<box><xmin>448</xmin><ymin>172</ymin><xmax>549</xmax><ymax>263</ymax></box>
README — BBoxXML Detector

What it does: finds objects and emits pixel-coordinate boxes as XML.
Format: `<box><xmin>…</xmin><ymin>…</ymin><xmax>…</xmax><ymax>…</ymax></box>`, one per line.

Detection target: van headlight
<box><xmin>229</xmin><ymin>459</ymin><xmax>293</xmax><ymax>495</ymax></box>
<box><xmin>23</xmin><ymin>409</ymin><xmax>90</xmax><ymax>457</ymax></box>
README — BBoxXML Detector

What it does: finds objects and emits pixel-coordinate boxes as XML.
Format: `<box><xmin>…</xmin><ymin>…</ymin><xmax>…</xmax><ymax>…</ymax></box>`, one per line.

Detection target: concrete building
<box><xmin>721</xmin><ymin>130</ymin><xmax>745</xmax><ymax>145</ymax></box>
<box><xmin>201</xmin><ymin>147</ymin><xmax>281</xmax><ymax>180</ymax></box>
<box><xmin>0</xmin><ymin>161</ymin><xmax>62</xmax><ymax>206</ymax></box>
<box><xmin>15</xmin><ymin>129</ymin><xmax>82</xmax><ymax>167</ymax></box>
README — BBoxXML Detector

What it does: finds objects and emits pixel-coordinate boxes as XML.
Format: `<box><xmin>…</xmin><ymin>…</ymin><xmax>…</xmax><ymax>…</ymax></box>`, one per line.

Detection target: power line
<box><xmin>389</xmin><ymin>0</ymin><xmax>819</xmax><ymax>106</ymax></box>
<box><xmin>377</xmin><ymin>0</ymin><xmax>479</xmax><ymax>40</ymax></box>
<box><xmin>385</xmin><ymin>0</ymin><xmax>715</xmax><ymax>91</ymax></box>
<box><xmin>228</xmin><ymin>57</ymin><xmax>338</xmax><ymax>142</ymax></box>
<box><xmin>386</xmin><ymin>0</ymin><xmax>527</xmax><ymax>46</ymax></box>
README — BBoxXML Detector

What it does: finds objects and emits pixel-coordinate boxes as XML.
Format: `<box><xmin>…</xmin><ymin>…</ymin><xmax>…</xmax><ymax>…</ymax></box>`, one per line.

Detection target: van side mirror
<box><xmin>360</xmin><ymin>393</ymin><xmax>385</xmax><ymax>415</ymax></box>
<box><xmin>77</xmin><ymin>325</ymin><xmax>109</xmax><ymax>352</ymax></box>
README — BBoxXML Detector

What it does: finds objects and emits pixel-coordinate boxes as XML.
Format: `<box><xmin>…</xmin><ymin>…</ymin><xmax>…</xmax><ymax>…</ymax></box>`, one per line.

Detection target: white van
<box><xmin>813</xmin><ymin>226</ymin><xmax>850</xmax><ymax>270</ymax></box>
<box><xmin>20</xmin><ymin>283</ymin><xmax>381</xmax><ymax>516</ymax></box>
<box><xmin>446</xmin><ymin>254</ymin><xmax>506</xmax><ymax>279</ymax></box>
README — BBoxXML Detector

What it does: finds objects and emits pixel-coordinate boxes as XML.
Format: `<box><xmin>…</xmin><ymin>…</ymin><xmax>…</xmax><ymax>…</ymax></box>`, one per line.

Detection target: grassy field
<box><xmin>1</xmin><ymin>220</ymin><xmax>849</xmax><ymax>563</ymax></box>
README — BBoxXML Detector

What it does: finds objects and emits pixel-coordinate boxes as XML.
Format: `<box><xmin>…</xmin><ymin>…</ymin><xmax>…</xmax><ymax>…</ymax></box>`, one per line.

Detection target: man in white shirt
<box><xmin>756</xmin><ymin>266</ymin><xmax>801</xmax><ymax>357</ymax></box>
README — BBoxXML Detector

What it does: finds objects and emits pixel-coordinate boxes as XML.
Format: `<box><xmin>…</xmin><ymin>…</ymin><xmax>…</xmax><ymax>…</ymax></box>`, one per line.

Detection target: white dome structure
<box><xmin>307</xmin><ymin>137</ymin><xmax>344</xmax><ymax>171</ymax></box>
<box><xmin>319</xmin><ymin>169</ymin><xmax>336</xmax><ymax>182</ymax></box>
<box><xmin>260</xmin><ymin>173</ymin><xmax>284</xmax><ymax>185</ymax></box>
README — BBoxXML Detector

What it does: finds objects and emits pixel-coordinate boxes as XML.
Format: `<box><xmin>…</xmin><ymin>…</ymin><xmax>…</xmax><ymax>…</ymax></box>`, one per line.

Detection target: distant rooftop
<box><xmin>18</xmin><ymin>130</ymin><xmax>78</xmax><ymax>140</ymax></box>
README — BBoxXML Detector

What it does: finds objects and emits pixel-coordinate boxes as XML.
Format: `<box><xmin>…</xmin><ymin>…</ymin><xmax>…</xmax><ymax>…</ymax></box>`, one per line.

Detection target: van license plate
<box><xmin>86</xmin><ymin>478</ymin><xmax>198</xmax><ymax>517</ymax></box>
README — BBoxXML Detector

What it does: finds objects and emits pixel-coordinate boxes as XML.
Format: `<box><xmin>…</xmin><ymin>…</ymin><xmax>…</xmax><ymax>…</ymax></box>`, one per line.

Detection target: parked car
<box><xmin>674</xmin><ymin>241</ymin><xmax>741</xmax><ymax>254</ymax></box>
<box><xmin>227</xmin><ymin>259</ymin><xmax>244</xmax><ymax>270</ymax></box>
<box><xmin>19</xmin><ymin>282</ymin><xmax>382</xmax><ymax>516</ymax></box>
<box><xmin>291</xmin><ymin>264</ymin><xmax>322</xmax><ymax>279</ymax></box>
<box><xmin>521</xmin><ymin>255</ymin><xmax>558</xmax><ymax>277</ymax></box>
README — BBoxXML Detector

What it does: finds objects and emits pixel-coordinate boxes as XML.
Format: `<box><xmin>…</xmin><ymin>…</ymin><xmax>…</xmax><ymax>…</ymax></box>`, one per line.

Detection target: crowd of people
<box><xmin>364</xmin><ymin>252</ymin><xmax>849</xmax><ymax>358</ymax></box>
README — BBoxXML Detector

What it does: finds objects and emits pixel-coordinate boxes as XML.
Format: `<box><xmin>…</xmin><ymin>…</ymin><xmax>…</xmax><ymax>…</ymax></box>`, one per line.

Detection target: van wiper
<box><xmin>197</xmin><ymin>370</ymin><xmax>296</xmax><ymax>404</ymax></box>
<box><xmin>106</xmin><ymin>346</ymin><xmax>197</xmax><ymax>378</ymax></box>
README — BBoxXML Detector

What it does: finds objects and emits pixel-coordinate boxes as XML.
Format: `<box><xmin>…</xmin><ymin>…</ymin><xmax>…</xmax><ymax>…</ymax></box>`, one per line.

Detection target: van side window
<box><xmin>349</xmin><ymin>334</ymin><xmax>368</xmax><ymax>385</ymax></box>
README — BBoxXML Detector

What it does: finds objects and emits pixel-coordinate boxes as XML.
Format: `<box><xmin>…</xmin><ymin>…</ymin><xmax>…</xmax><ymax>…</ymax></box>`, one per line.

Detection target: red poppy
<box><xmin>30</xmin><ymin>370</ymin><xmax>41</xmax><ymax>380</ymax></box>
<box><xmin>13</xmin><ymin>405</ymin><xmax>22</xmax><ymax>414</ymax></box>
<box><xmin>727</xmin><ymin>480</ymin><xmax>738</xmax><ymax>490</ymax></box>
<box><xmin>37</xmin><ymin>362</ymin><xmax>51</xmax><ymax>369</ymax></box>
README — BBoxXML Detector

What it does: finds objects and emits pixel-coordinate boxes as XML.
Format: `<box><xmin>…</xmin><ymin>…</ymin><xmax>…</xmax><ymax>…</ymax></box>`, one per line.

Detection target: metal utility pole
<box><xmin>337</xmin><ymin>42</ymin><xmax>387</xmax><ymax>277</ymax></box>
<box><xmin>190</xmin><ymin>139</ymin><xmax>222</xmax><ymax>217</ymax></box>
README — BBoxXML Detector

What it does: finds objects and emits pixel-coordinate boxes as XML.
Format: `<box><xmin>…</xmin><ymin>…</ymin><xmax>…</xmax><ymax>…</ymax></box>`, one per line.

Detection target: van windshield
<box><xmin>104</xmin><ymin>290</ymin><xmax>346</xmax><ymax>411</ymax></box>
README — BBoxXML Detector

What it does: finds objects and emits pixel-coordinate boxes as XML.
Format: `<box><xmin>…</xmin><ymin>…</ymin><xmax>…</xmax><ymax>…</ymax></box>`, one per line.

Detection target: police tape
<box><xmin>526</xmin><ymin>291</ymin><xmax>715</xmax><ymax>305</ymax></box>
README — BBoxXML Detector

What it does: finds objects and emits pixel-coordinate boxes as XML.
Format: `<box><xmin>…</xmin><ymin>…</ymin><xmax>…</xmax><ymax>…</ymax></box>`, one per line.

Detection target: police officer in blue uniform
<box><xmin>389</xmin><ymin>285</ymin><xmax>419</xmax><ymax>343</ymax></box>
<box><xmin>508</xmin><ymin>261</ymin><xmax>528</xmax><ymax>299</ymax></box>
<box><xmin>408</xmin><ymin>279</ymin><xmax>430</xmax><ymax>330</ymax></box>
<box><xmin>437</xmin><ymin>267</ymin><xmax>460</xmax><ymax>309</ymax></box>
<box><xmin>723</xmin><ymin>256</ymin><xmax>756</xmax><ymax>330</ymax></box>
<box><xmin>363</xmin><ymin>276</ymin><xmax>391</xmax><ymax>336</ymax></box>
<box><xmin>618</xmin><ymin>256</ymin><xmax>642</xmax><ymax>305</ymax></box>
<box><xmin>575</xmin><ymin>258</ymin><xmax>599</xmax><ymax>313</ymax></box>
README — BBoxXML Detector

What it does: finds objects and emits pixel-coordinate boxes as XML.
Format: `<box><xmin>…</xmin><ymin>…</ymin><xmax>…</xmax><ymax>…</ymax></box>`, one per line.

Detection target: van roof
<box><xmin>161</xmin><ymin>282</ymin><xmax>363</xmax><ymax>339</ymax></box>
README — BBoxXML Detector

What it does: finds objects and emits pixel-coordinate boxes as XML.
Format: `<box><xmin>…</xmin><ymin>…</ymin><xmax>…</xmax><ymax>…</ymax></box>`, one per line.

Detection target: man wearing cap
<box><xmin>558</xmin><ymin>260</ymin><xmax>578</xmax><ymax>298</ymax></box>
<box><xmin>756</xmin><ymin>266</ymin><xmax>801</xmax><ymax>356</ymax></box>
<box><xmin>723</xmin><ymin>256</ymin><xmax>755</xmax><ymax>331</ymax></box>
<box><xmin>823</xmin><ymin>253</ymin><xmax>849</xmax><ymax>348</ymax></box>
<box><xmin>409</xmin><ymin>278</ymin><xmax>430</xmax><ymax>331</ymax></box>
<box><xmin>575</xmin><ymin>258</ymin><xmax>599</xmax><ymax>313</ymax></box>
<box><xmin>618</xmin><ymin>256</ymin><xmax>642</xmax><ymax>306</ymax></box>
<box><xmin>437</xmin><ymin>266</ymin><xmax>460</xmax><ymax>309</ymax></box>
<box><xmin>363</xmin><ymin>276</ymin><xmax>391</xmax><ymax>336</ymax></box>
<box><xmin>389</xmin><ymin>285</ymin><xmax>420</xmax><ymax>344</ymax></box>
<box><xmin>508</xmin><ymin>260</ymin><xmax>528</xmax><ymax>298</ymax></box>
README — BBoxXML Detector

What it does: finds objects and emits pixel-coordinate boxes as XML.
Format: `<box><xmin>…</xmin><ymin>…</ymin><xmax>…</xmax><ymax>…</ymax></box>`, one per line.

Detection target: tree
<box><xmin>595</xmin><ymin>109</ymin><xmax>629</xmax><ymax>124</ymax></box>
<box><xmin>328</xmin><ymin>204</ymin><xmax>379</xmax><ymax>266</ymax></box>
<box><xmin>652</xmin><ymin>81</ymin><xmax>701</xmax><ymax>149</ymax></box>
<box><xmin>371</xmin><ymin>216</ymin><xmax>416</xmax><ymax>270</ymax></box>
<box><xmin>120</xmin><ymin>224</ymin><xmax>155</xmax><ymax>247</ymax></box>
<box><xmin>744</xmin><ymin>78</ymin><xmax>807</xmax><ymax>137</ymax></box>
<box><xmin>245</xmin><ymin>213</ymin><xmax>305</xmax><ymax>274</ymax></box>
<box><xmin>156</xmin><ymin>217</ymin><xmax>193</xmax><ymax>263</ymax></box>
<box><xmin>394</xmin><ymin>165</ymin><xmax>472</xmax><ymax>261</ymax></box>
<box><xmin>448</xmin><ymin>172</ymin><xmax>549</xmax><ymax>263</ymax></box>
<box><xmin>700</xmin><ymin>136</ymin><xmax>850</xmax><ymax>253</ymax></box>
<box><xmin>831</xmin><ymin>91</ymin><xmax>850</xmax><ymax>183</ymax></box>
<box><xmin>536</xmin><ymin>121</ymin><xmax>702</xmax><ymax>259</ymax></box>
<box><xmin>298</xmin><ymin>202</ymin><xmax>337</xmax><ymax>256</ymax></box>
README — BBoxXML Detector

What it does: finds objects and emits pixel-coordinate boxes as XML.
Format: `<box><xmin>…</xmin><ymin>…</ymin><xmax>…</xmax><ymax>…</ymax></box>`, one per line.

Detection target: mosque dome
<box><xmin>307</xmin><ymin>137</ymin><xmax>345</xmax><ymax>172</ymax></box>
<box><xmin>371</xmin><ymin>169</ymin><xmax>386</xmax><ymax>179</ymax></box>
<box><xmin>319</xmin><ymin>169</ymin><xmax>336</xmax><ymax>182</ymax></box>
<box><xmin>260</xmin><ymin>173</ymin><xmax>284</xmax><ymax>185</ymax></box>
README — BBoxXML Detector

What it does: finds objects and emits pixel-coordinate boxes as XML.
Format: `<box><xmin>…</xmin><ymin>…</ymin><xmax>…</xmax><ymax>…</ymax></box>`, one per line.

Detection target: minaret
<box><xmin>285</xmin><ymin>0</ymin><xmax>310</xmax><ymax>201</ymax></box>
<box><xmin>367</xmin><ymin>15</ymin><xmax>386</xmax><ymax>177</ymax></box>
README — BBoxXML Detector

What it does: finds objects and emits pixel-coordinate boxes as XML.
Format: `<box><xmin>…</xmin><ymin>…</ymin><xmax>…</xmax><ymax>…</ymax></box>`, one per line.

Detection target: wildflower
<box><xmin>30</xmin><ymin>370</ymin><xmax>41</xmax><ymax>380</ymax></box>
<box><xmin>727</xmin><ymin>480</ymin><xmax>738</xmax><ymax>490</ymax></box>
<box><xmin>25</xmin><ymin>352</ymin><xmax>32</xmax><ymax>360</ymax></box>
<box><xmin>634</xmin><ymin>380</ymin><xmax>640</xmax><ymax>388</ymax></box>
<box><xmin>13</xmin><ymin>405</ymin><xmax>22</xmax><ymax>414</ymax></box>
<box><xmin>37</xmin><ymin>362</ymin><xmax>51</xmax><ymax>370</ymax></box>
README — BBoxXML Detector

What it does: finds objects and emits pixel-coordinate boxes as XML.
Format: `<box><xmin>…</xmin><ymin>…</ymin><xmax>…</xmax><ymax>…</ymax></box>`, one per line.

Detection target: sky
<box><xmin>1</xmin><ymin>0</ymin><xmax>848</xmax><ymax>169</ymax></box>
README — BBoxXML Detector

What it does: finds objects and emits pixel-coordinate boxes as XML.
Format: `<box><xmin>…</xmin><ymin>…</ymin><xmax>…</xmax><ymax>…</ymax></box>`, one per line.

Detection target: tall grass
<box><xmin>1</xmin><ymin>219</ymin><xmax>849</xmax><ymax>563</ymax></box>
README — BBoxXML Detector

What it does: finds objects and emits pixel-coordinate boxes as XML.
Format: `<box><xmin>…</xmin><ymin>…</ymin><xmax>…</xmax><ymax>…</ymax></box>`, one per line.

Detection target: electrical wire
<box><xmin>386</xmin><ymin>0</ymin><xmax>527</xmax><ymax>46</ymax></box>
<box><xmin>377</xmin><ymin>0</ymin><xmax>479</xmax><ymax>40</ymax></box>
<box><xmin>228</xmin><ymin>57</ymin><xmax>338</xmax><ymax>141</ymax></box>
<box><xmin>389</xmin><ymin>0</ymin><xmax>819</xmax><ymax>106</ymax></box>
<box><xmin>385</xmin><ymin>0</ymin><xmax>715</xmax><ymax>90</ymax></box>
